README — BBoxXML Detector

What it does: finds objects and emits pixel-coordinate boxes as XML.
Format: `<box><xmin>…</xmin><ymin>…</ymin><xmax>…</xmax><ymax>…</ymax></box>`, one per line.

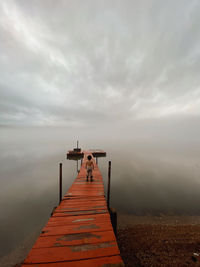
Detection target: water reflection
<box><xmin>0</xmin><ymin>124</ymin><xmax>200</xmax><ymax>261</ymax></box>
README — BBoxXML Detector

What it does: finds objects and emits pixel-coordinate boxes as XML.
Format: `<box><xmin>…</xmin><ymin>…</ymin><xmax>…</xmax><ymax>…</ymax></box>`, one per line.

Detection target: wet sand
<box><xmin>118</xmin><ymin>214</ymin><xmax>200</xmax><ymax>267</ymax></box>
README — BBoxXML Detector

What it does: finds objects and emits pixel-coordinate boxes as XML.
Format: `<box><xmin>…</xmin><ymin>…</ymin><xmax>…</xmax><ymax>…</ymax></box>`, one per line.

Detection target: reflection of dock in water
<box><xmin>22</xmin><ymin>146</ymin><xmax>124</xmax><ymax>266</ymax></box>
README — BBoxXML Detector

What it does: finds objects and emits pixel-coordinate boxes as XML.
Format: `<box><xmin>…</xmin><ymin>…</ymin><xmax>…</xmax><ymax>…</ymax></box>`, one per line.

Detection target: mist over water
<box><xmin>0</xmin><ymin>120</ymin><xmax>200</xmax><ymax>258</ymax></box>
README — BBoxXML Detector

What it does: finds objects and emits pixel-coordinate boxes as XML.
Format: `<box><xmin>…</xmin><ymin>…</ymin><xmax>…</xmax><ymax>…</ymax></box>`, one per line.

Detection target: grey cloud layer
<box><xmin>0</xmin><ymin>0</ymin><xmax>200</xmax><ymax>125</ymax></box>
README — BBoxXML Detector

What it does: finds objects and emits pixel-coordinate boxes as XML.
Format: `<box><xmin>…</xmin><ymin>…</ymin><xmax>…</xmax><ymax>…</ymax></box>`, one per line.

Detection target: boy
<box><xmin>85</xmin><ymin>155</ymin><xmax>94</xmax><ymax>181</ymax></box>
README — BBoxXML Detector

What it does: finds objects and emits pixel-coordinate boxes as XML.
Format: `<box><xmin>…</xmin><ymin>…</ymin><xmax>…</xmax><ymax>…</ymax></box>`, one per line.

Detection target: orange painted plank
<box><xmin>22</xmin><ymin>255</ymin><xmax>124</xmax><ymax>267</ymax></box>
<box><xmin>54</xmin><ymin>206</ymin><xmax>107</xmax><ymax>213</ymax></box>
<box><xmin>65</xmin><ymin>192</ymin><xmax>105</xmax><ymax>196</ymax></box>
<box><xmin>63</xmin><ymin>196</ymin><xmax>105</xmax><ymax>200</ymax></box>
<box><xmin>44</xmin><ymin>219</ymin><xmax>113</xmax><ymax>231</ymax></box>
<box><xmin>54</xmin><ymin>208</ymin><xmax>107</xmax><ymax>214</ymax></box>
<box><xmin>59</xmin><ymin>201</ymin><xmax>107</xmax><ymax>207</ymax></box>
<box><xmin>41</xmin><ymin>222</ymin><xmax>113</xmax><ymax>237</ymax></box>
<box><xmin>52</xmin><ymin>210</ymin><xmax>107</xmax><ymax>217</ymax></box>
<box><xmin>55</xmin><ymin>203</ymin><xmax>107</xmax><ymax>210</ymax></box>
<box><xmin>24</xmin><ymin>241</ymin><xmax>119</xmax><ymax>263</ymax></box>
<box><xmin>60</xmin><ymin>203</ymin><xmax>107</xmax><ymax>207</ymax></box>
<box><xmin>33</xmin><ymin>230</ymin><xmax>116</xmax><ymax>248</ymax></box>
<box><xmin>68</xmin><ymin>189</ymin><xmax>104</xmax><ymax>192</ymax></box>
<box><xmin>47</xmin><ymin>214</ymin><xmax>110</xmax><ymax>227</ymax></box>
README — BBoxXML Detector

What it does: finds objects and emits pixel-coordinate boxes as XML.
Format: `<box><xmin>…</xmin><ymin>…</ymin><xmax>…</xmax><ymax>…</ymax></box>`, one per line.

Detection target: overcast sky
<box><xmin>0</xmin><ymin>0</ymin><xmax>200</xmax><ymax>127</ymax></box>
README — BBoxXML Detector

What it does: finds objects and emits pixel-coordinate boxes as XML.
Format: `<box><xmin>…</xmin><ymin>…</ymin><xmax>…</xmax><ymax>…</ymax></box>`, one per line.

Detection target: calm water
<box><xmin>0</xmin><ymin>125</ymin><xmax>200</xmax><ymax>259</ymax></box>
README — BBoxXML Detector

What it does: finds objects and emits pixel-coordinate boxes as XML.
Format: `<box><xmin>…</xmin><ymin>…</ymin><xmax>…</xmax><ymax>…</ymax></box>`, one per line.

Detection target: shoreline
<box><xmin>118</xmin><ymin>214</ymin><xmax>200</xmax><ymax>267</ymax></box>
<box><xmin>118</xmin><ymin>213</ymin><xmax>200</xmax><ymax>227</ymax></box>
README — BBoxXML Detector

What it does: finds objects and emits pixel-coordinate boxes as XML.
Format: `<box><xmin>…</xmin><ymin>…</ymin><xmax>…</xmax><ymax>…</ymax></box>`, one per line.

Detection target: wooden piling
<box><xmin>76</xmin><ymin>160</ymin><xmax>79</xmax><ymax>173</ymax></box>
<box><xmin>59</xmin><ymin>163</ymin><xmax>62</xmax><ymax>204</ymax></box>
<box><xmin>110</xmin><ymin>208</ymin><xmax>117</xmax><ymax>237</ymax></box>
<box><xmin>107</xmin><ymin>161</ymin><xmax>111</xmax><ymax>210</ymax></box>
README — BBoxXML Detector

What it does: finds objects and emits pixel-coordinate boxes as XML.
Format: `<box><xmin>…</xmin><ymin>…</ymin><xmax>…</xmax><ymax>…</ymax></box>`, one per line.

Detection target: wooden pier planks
<box><xmin>22</xmin><ymin>151</ymin><xmax>124</xmax><ymax>267</ymax></box>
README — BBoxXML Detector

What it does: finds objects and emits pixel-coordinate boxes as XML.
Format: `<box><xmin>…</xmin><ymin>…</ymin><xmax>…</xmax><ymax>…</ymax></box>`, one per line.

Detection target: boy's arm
<box><xmin>85</xmin><ymin>161</ymin><xmax>88</xmax><ymax>169</ymax></box>
<box><xmin>92</xmin><ymin>161</ymin><xmax>94</xmax><ymax>169</ymax></box>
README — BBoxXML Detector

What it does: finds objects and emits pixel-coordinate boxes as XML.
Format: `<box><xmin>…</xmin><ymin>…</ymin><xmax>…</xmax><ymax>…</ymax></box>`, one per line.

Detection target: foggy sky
<box><xmin>0</xmin><ymin>0</ymin><xmax>200</xmax><ymax>126</ymax></box>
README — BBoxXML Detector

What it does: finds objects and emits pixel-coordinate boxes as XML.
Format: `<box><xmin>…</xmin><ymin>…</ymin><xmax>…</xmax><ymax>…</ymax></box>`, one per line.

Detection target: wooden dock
<box><xmin>22</xmin><ymin>151</ymin><xmax>124</xmax><ymax>266</ymax></box>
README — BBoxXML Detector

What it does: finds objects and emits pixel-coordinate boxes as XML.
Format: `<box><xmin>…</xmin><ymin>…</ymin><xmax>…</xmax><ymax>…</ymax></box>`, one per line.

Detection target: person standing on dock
<box><xmin>85</xmin><ymin>155</ymin><xmax>94</xmax><ymax>182</ymax></box>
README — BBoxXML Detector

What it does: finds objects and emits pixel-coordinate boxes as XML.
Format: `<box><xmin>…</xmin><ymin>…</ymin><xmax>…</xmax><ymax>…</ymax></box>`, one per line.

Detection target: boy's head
<box><xmin>87</xmin><ymin>155</ymin><xmax>92</xmax><ymax>160</ymax></box>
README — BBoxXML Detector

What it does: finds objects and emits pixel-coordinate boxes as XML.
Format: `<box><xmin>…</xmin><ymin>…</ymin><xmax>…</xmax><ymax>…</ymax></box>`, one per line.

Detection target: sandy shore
<box><xmin>2</xmin><ymin>214</ymin><xmax>200</xmax><ymax>266</ymax></box>
<box><xmin>118</xmin><ymin>214</ymin><xmax>200</xmax><ymax>267</ymax></box>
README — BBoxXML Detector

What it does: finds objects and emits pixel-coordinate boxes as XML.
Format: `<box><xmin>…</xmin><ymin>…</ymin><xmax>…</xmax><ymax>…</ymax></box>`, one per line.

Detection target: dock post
<box><xmin>96</xmin><ymin>157</ymin><xmax>98</xmax><ymax>165</ymax></box>
<box><xmin>81</xmin><ymin>158</ymin><xmax>83</xmax><ymax>166</ymax></box>
<box><xmin>110</xmin><ymin>208</ymin><xmax>117</xmax><ymax>237</ymax></box>
<box><xmin>59</xmin><ymin>163</ymin><xmax>62</xmax><ymax>204</ymax></box>
<box><xmin>106</xmin><ymin>161</ymin><xmax>117</xmax><ymax>236</ymax></box>
<box><xmin>107</xmin><ymin>161</ymin><xmax>111</xmax><ymax>210</ymax></box>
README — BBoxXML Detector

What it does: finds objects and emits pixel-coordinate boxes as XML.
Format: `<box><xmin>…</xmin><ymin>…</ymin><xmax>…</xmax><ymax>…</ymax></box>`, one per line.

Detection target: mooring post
<box><xmin>81</xmin><ymin>158</ymin><xmax>83</xmax><ymax>166</ymax></box>
<box><xmin>110</xmin><ymin>208</ymin><xmax>117</xmax><ymax>237</ymax></box>
<box><xmin>107</xmin><ymin>161</ymin><xmax>111</xmax><ymax>210</ymax></box>
<box><xmin>59</xmin><ymin>163</ymin><xmax>62</xmax><ymax>204</ymax></box>
<box><xmin>106</xmin><ymin>161</ymin><xmax>117</xmax><ymax>236</ymax></box>
<box><xmin>96</xmin><ymin>157</ymin><xmax>98</xmax><ymax>165</ymax></box>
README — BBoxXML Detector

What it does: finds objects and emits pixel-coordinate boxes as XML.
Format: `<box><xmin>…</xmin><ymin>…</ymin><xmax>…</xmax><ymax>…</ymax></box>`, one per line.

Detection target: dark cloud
<box><xmin>0</xmin><ymin>0</ymin><xmax>200</xmax><ymax>125</ymax></box>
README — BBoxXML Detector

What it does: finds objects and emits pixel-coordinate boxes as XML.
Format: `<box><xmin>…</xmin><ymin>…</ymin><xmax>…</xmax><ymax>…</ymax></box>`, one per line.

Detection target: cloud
<box><xmin>0</xmin><ymin>0</ymin><xmax>200</xmax><ymax>125</ymax></box>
